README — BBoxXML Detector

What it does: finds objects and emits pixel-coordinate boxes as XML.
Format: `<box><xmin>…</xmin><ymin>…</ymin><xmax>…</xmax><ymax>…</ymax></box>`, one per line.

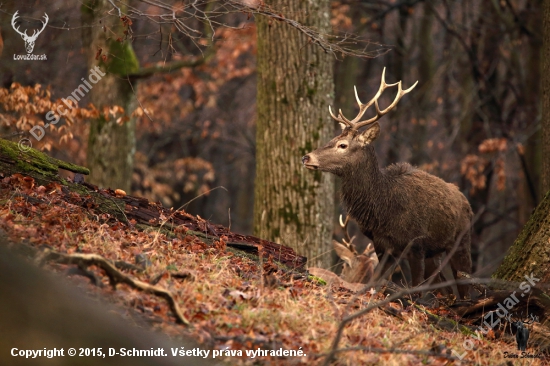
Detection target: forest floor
<box><xmin>0</xmin><ymin>172</ymin><xmax>544</xmax><ymax>366</ymax></box>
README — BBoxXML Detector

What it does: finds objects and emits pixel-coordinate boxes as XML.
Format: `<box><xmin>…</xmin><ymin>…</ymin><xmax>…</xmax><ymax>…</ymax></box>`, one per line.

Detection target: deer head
<box><xmin>11</xmin><ymin>11</ymin><xmax>49</xmax><ymax>54</ymax></box>
<box><xmin>332</xmin><ymin>215</ymin><xmax>378</xmax><ymax>284</ymax></box>
<box><xmin>301</xmin><ymin>68</ymin><xmax>417</xmax><ymax>176</ymax></box>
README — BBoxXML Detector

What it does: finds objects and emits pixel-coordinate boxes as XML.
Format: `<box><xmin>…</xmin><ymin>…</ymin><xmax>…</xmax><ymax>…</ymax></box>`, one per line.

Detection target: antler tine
<box><xmin>339</xmin><ymin>214</ymin><xmax>358</xmax><ymax>254</ymax></box>
<box><xmin>39</xmin><ymin>13</ymin><xmax>49</xmax><ymax>31</ymax></box>
<box><xmin>524</xmin><ymin>314</ymin><xmax>538</xmax><ymax>324</ymax></box>
<box><xmin>338</xmin><ymin>109</ymin><xmax>352</xmax><ymax>124</ymax></box>
<box><xmin>328</xmin><ymin>68</ymin><xmax>417</xmax><ymax>130</ymax></box>
<box><xmin>11</xmin><ymin>11</ymin><xmax>26</xmax><ymax>37</ymax></box>
<box><xmin>351</xmin><ymin>67</ymin><xmax>418</xmax><ymax>130</ymax></box>
<box><xmin>11</xmin><ymin>10</ymin><xmax>18</xmax><ymax>25</ymax></box>
<box><xmin>328</xmin><ymin>105</ymin><xmax>353</xmax><ymax>128</ymax></box>
<box><xmin>507</xmin><ymin>312</ymin><xmax>520</xmax><ymax>323</ymax></box>
<box><xmin>351</xmin><ymin>68</ymin><xmax>395</xmax><ymax>124</ymax></box>
<box><xmin>29</xmin><ymin>13</ymin><xmax>48</xmax><ymax>40</ymax></box>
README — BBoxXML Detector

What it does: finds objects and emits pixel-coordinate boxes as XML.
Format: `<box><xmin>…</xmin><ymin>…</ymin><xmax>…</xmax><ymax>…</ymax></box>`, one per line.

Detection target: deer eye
<box><xmin>338</xmin><ymin>143</ymin><xmax>348</xmax><ymax>149</ymax></box>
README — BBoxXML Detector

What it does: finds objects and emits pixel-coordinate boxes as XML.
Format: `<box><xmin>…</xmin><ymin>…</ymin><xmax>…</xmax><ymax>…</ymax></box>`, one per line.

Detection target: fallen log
<box><xmin>0</xmin><ymin>138</ymin><xmax>307</xmax><ymax>270</ymax></box>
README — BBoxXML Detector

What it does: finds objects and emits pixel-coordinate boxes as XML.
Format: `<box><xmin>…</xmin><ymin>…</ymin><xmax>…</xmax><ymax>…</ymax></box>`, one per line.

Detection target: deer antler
<box><xmin>506</xmin><ymin>313</ymin><xmax>519</xmax><ymax>324</ymax></box>
<box><xmin>11</xmin><ymin>11</ymin><xmax>25</xmax><ymax>38</ymax></box>
<box><xmin>329</xmin><ymin>67</ymin><xmax>418</xmax><ymax>131</ymax></box>
<box><xmin>11</xmin><ymin>11</ymin><xmax>48</xmax><ymax>40</ymax></box>
<box><xmin>523</xmin><ymin>314</ymin><xmax>539</xmax><ymax>325</ymax></box>
<box><xmin>33</xmin><ymin>13</ymin><xmax>49</xmax><ymax>39</ymax></box>
<box><xmin>339</xmin><ymin>214</ymin><xmax>357</xmax><ymax>255</ymax></box>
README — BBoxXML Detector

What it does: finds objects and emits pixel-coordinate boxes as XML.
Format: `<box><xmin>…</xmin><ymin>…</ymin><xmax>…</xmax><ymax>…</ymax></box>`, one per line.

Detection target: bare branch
<box><xmin>112</xmin><ymin>0</ymin><xmax>389</xmax><ymax>59</ymax></box>
<box><xmin>322</xmin><ymin>277</ymin><xmax>495</xmax><ymax>366</ymax></box>
<box><xmin>129</xmin><ymin>47</ymin><xmax>216</xmax><ymax>79</ymax></box>
<box><xmin>40</xmin><ymin>250</ymin><xmax>190</xmax><ymax>326</ymax></box>
<box><xmin>108</xmin><ymin>0</ymin><xmax>122</xmax><ymax>17</ymax></box>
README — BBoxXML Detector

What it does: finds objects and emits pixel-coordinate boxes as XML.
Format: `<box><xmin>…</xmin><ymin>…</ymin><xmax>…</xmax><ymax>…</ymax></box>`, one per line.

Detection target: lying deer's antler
<box><xmin>339</xmin><ymin>214</ymin><xmax>357</xmax><ymax>255</ymax></box>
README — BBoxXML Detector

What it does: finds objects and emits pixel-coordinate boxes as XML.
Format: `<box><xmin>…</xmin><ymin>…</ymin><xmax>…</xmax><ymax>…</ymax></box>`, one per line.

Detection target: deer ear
<box><xmin>339</xmin><ymin>122</ymin><xmax>347</xmax><ymax>131</ymax></box>
<box><xmin>357</xmin><ymin>123</ymin><xmax>380</xmax><ymax>146</ymax></box>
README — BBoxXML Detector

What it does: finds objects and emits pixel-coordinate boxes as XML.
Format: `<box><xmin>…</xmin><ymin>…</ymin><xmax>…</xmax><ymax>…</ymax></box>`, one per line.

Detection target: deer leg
<box><xmin>396</xmin><ymin>258</ymin><xmax>411</xmax><ymax>287</ymax></box>
<box><xmin>450</xmin><ymin>233</ymin><xmax>472</xmax><ymax>298</ymax></box>
<box><xmin>373</xmin><ymin>251</ymin><xmax>393</xmax><ymax>281</ymax></box>
<box><xmin>425</xmin><ymin>254</ymin><xmax>450</xmax><ymax>295</ymax></box>
<box><xmin>408</xmin><ymin>252</ymin><xmax>425</xmax><ymax>288</ymax></box>
<box><xmin>425</xmin><ymin>254</ymin><xmax>441</xmax><ymax>281</ymax></box>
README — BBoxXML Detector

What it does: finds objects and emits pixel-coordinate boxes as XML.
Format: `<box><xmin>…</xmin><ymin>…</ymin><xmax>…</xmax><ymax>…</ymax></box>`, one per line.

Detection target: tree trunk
<box><xmin>254</xmin><ymin>0</ymin><xmax>335</xmax><ymax>268</ymax></box>
<box><xmin>542</xmin><ymin>0</ymin><xmax>550</xmax><ymax>194</ymax></box>
<box><xmin>411</xmin><ymin>2</ymin><xmax>434</xmax><ymax>166</ymax></box>
<box><xmin>82</xmin><ymin>0</ymin><xmax>138</xmax><ymax>192</ymax></box>
<box><xmin>493</xmin><ymin>189</ymin><xmax>550</xmax><ymax>284</ymax></box>
<box><xmin>520</xmin><ymin>0</ymin><xmax>542</xmax><ymax>221</ymax></box>
<box><xmin>386</xmin><ymin>5</ymin><xmax>409</xmax><ymax>164</ymax></box>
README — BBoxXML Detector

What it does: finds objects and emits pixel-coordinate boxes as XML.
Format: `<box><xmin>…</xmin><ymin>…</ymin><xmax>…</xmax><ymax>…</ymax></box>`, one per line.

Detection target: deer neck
<box><xmin>340</xmin><ymin>145</ymin><xmax>385</xmax><ymax>234</ymax></box>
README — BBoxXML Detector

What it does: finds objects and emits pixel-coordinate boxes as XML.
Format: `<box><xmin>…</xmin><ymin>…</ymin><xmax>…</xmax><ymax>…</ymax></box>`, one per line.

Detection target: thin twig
<box><xmin>322</xmin><ymin>277</ymin><xmax>495</xmax><ymax>366</ymax></box>
<box><xmin>181</xmin><ymin>185</ymin><xmax>227</xmax><ymax>210</ymax></box>
<box><xmin>108</xmin><ymin>0</ymin><xmax>122</xmax><ymax>17</ymax></box>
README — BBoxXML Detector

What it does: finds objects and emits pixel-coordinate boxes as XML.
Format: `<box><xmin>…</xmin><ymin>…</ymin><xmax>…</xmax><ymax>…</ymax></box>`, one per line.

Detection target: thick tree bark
<box><xmin>82</xmin><ymin>0</ymin><xmax>138</xmax><ymax>192</ymax></box>
<box><xmin>542</xmin><ymin>0</ymin><xmax>550</xmax><ymax>194</ymax></box>
<box><xmin>254</xmin><ymin>0</ymin><xmax>335</xmax><ymax>268</ymax></box>
<box><xmin>493</xmin><ymin>189</ymin><xmax>550</xmax><ymax>284</ymax></box>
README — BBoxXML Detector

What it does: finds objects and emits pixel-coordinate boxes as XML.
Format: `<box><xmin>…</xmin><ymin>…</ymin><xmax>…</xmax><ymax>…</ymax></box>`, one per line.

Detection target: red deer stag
<box><xmin>302</xmin><ymin>68</ymin><xmax>472</xmax><ymax>297</ymax></box>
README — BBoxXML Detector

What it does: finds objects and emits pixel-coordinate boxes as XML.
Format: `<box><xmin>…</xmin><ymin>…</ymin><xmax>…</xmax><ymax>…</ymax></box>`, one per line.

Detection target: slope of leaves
<box><xmin>0</xmin><ymin>173</ymin><xmax>540</xmax><ymax>365</ymax></box>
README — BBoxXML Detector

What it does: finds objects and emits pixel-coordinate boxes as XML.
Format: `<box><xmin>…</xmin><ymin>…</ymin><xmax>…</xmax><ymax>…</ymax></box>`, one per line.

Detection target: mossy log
<box><xmin>0</xmin><ymin>138</ymin><xmax>89</xmax><ymax>181</ymax></box>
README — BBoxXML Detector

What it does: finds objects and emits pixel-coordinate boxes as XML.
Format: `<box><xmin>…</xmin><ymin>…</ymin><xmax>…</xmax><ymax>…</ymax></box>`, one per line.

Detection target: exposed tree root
<box><xmin>39</xmin><ymin>250</ymin><xmax>190</xmax><ymax>326</ymax></box>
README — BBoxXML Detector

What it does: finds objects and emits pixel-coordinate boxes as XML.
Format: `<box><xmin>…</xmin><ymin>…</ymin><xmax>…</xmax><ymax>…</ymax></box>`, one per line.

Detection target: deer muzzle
<box><xmin>301</xmin><ymin>154</ymin><xmax>319</xmax><ymax>170</ymax></box>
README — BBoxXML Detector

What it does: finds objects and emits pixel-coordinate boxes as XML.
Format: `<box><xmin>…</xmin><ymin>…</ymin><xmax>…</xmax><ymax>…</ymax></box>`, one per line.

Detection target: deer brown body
<box><xmin>302</xmin><ymin>69</ymin><xmax>472</xmax><ymax>297</ymax></box>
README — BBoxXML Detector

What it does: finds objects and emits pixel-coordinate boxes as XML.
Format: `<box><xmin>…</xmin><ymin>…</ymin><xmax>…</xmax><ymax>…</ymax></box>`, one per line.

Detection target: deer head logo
<box><xmin>11</xmin><ymin>11</ymin><xmax>49</xmax><ymax>54</ymax></box>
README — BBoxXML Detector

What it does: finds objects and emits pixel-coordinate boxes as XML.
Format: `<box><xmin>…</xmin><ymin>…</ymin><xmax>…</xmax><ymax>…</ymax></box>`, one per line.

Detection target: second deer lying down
<box><xmin>332</xmin><ymin>215</ymin><xmax>379</xmax><ymax>284</ymax></box>
<box><xmin>333</xmin><ymin>215</ymin><xmax>444</xmax><ymax>290</ymax></box>
<box><xmin>302</xmin><ymin>68</ymin><xmax>473</xmax><ymax>298</ymax></box>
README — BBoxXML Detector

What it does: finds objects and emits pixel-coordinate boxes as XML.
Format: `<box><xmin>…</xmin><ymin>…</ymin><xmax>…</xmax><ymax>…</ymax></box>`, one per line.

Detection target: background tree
<box><xmin>493</xmin><ymin>189</ymin><xmax>550</xmax><ymax>283</ymax></box>
<box><xmin>82</xmin><ymin>0</ymin><xmax>139</xmax><ymax>192</ymax></box>
<box><xmin>254</xmin><ymin>0</ymin><xmax>335</xmax><ymax>268</ymax></box>
<box><xmin>82</xmin><ymin>0</ymin><xmax>214</xmax><ymax>191</ymax></box>
<box><xmin>493</xmin><ymin>0</ymin><xmax>548</xmax><ymax>283</ymax></box>
<box><xmin>543</xmin><ymin>0</ymin><xmax>550</xmax><ymax>195</ymax></box>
